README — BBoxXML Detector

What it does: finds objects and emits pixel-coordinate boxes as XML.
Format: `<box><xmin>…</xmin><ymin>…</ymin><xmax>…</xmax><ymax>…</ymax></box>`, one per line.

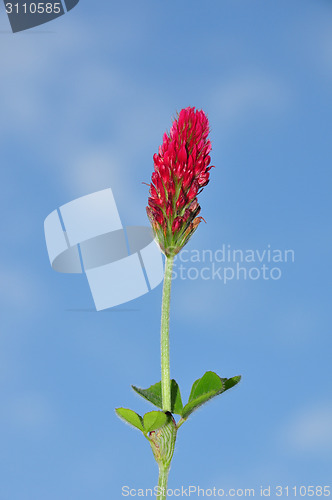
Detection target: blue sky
<box><xmin>0</xmin><ymin>0</ymin><xmax>331</xmax><ymax>498</ymax></box>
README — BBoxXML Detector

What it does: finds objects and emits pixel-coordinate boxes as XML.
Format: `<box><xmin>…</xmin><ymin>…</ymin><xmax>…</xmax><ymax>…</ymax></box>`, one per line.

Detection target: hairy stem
<box><xmin>160</xmin><ymin>255</ymin><xmax>174</xmax><ymax>412</ymax></box>
<box><xmin>157</xmin><ymin>465</ymin><xmax>170</xmax><ymax>500</ymax></box>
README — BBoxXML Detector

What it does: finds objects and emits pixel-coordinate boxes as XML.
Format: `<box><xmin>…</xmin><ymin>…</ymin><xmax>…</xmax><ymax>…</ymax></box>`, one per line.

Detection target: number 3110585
<box><xmin>5</xmin><ymin>3</ymin><xmax>62</xmax><ymax>14</ymax></box>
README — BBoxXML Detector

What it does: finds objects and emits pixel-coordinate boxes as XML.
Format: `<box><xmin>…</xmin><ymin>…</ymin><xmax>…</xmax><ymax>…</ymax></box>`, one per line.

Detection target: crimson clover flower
<box><xmin>146</xmin><ymin>107</ymin><xmax>213</xmax><ymax>256</ymax></box>
<box><xmin>117</xmin><ymin>107</ymin><xmax>240</xmax><ymax>500</ymax></box>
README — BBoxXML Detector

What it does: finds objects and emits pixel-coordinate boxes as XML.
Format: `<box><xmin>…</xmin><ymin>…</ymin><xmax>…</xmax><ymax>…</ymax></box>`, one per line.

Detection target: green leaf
<box><xmin>132</xmin><ymin>379</ymin><xmax>183</xmax><ymax>415</ymax></box>
<box><xmin>170</xmin><ymin>380</ymin><xmax>184</xmax><ymax>414</ymax></box>
<box><xmin>132</xmin><ymin>381</ymin><xmax>162</xmax><ymax>409</ymax></box>
<box><xmin>188</xmin><ymin>371</ymin><xmax>223</xmax><ymax>401</ymax></box>
<box><xmin>182</xmin><ymin>391</ymin><xmax>218</xmax><ymax>419</ymax></box>
<box><xmin>222</xmin><ymin>375</ymin><xmax>242</xmax><ymax>391</ymax></box>
<box><xmin>143</xmin><ymin>411</ymin><xmax>168</xmax><ymax>432</ymax></box>
<box><xmin>115</xmin><ymin>408</ymin><xmax>144</xmax><ymax>432</ymax></box>
<box><xmin>182</xmin><ymin>371</ymin><xmax>241</xmax><ymax>420</ymax></box>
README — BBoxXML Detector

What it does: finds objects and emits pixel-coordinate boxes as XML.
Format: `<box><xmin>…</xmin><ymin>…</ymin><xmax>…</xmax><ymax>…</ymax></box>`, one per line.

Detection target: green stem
<box><xmin>176</xmin><ymin>417</ymin><xmax>186</xmax><ymax>429</ymax></box>
<box><xmin>160</xmin><ymin>255</ymin><xmax>174</xmax><ymax>412</ymax></box>
<box><xmin>157</xmin><ymin>466</ymin><xmax>170</xmax><ymax>500</ymax></box>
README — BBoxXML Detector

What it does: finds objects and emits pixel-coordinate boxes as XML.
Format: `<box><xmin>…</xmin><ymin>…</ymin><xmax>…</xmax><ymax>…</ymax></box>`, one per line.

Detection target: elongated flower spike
<box><xmin>146</xmin><ymin>107</ymin><xmax>214</xmax><ymax>257</ymax></box>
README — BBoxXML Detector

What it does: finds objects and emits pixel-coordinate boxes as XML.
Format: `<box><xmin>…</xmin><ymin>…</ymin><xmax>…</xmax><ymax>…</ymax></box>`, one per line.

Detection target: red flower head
<box><xmin>146</xmin><ymin>107</ymin><xmax>213</xmax><ymax>256</ymax></box>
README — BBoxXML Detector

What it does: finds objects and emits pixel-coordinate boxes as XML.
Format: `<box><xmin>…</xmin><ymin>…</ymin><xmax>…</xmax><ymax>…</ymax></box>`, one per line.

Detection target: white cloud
<box><xmin>61</xmin><ymin>145</ymin><xmax>149</xmax><ymax>226</ymax></box>
<box><xmin>0</xmin><ymin>18</ymin><xmax>170</xmax><ymax>216</ymax></box>
<box><xmin>0</xmin><ymin>265</ymin><xmax>47</xmax><ymax>312</ymax></box>
<box><xmin>318</xmin><ymin>29</ymin><xmax>332</xmax><ymax>76</ymax></box>
<box><xmin>281</xmin><ymin>403</ymin><xmax>332</xmax><ymax>454</ymax></box>
<box><xmin>286</xmin><ymin>5</ymin><xmax>332</xmax><ymax>80</ymax></box>
<box><xmin>70</xmin><ymin>449</ymin><xmax>115</xmax><ymax>490</ymax></box>
<box><xmin>65</xmin><ymin>147</ymin><xmax>122</xmax><ymax>195</ymax></box>
<box><xmin>272</xmin><ymin>305</ymin><xmax>318</xmax><ymax>345</ymax></box>
<box><xmin>171</xmin><ymin>275</ymin><xmax>246</xmax><ymax>326</ymax></box>
<box><xmin>210</xmin><ymin>465</ymin><xmax>287</xmax><ymax>494</ymax></box>
<box><xmin>2</xmin><ymin>392</ymin><xmax>56</xmax><ymax>431</ymax></box>
<box><xmin>211</xmin><ymin>71</ymin><xmax>291</xmax><ymax>128</ymax></box>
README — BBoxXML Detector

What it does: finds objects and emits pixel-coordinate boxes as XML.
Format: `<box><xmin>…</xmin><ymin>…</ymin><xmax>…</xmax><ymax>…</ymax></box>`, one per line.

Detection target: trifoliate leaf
<box><xmin>181</xmin><ymin>371</ymin><xmax>241</xmax><ymax>420</ymax></box>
